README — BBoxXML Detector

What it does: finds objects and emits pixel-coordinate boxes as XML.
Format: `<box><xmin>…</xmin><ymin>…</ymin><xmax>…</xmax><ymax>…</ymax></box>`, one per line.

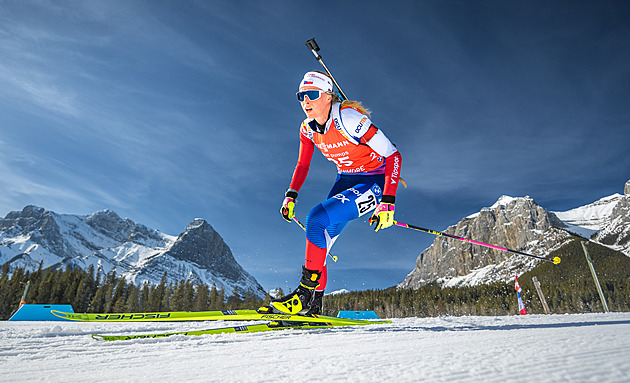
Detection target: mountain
<box><xmin>553</xmin><ymin>194</ymin><xmax>624</xmax><ymax>238</ymax></box>
<box><xmin>398</xmin><ymin>180</ymin><xmax>630</xmax><ymax>289</ymax></box>
<box><xmin>552</xmin><ymin>180</ymin><xmax>630</xmax><ymax>256</ymax></box>
<box><xmin>0</xmin><ymin>206</ymin><xmax>266</xmax><ymax>299</ymax></box>
<box><xmin>591</xmin><ymin>180</ymin><xmax>630</xmax><ymax>256</ymax></box>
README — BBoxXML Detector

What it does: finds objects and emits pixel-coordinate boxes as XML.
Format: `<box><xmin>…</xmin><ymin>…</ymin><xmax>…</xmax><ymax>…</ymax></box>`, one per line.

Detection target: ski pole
<box><xmin>393</xmin><ymin>221</ymin><xmax>561</xmax><ymax>265</ymax></box>
<box><xmin>305</xmin><ymin>38</ymin><xmax>348</xmax><ymax>101</ymax></box>
<box><xmin>305</xmin><ymin>41</ymin><xmax>410</xmax><ymax>191</ymax></box>
<box><xmin>292</xmin><ymin>217</ymin><xmax>339</xmax><ymax>262</ymax></box>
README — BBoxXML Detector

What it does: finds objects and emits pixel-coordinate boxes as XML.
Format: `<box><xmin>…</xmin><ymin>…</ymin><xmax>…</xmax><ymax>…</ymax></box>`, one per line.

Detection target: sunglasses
<box><xmin>296</xmin><ymin>90</ymin><xmax>327</xmax><ymax>102</ymax></box>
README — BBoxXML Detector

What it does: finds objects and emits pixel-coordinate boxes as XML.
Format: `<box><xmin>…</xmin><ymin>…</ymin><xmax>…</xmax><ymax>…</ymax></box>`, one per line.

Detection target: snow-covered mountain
<box><xmin>552</xmin><ymin>180</ymin><xmax>630</xmax><ymax>256</ymax></box>
<box><xmin>0</xmin><ymin>206</ymin><xmax>266</xmax><ymax>299</ymax></box>
<box><xmin>399</xmin><ymin>179</ymin><xmax>630</xmax><ymax>289</ymax></box>
<box><xmin>591</xmin><ymin>181</ymin><xmax>630</xmax><ymax>256</ymax></box>
<box><xmin>552</xmin><ymin>194</ymin><xmax>623</xmax><ymax>238</ymax></box>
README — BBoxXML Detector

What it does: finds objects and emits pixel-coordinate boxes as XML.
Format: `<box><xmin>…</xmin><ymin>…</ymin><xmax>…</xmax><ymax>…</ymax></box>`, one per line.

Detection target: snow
<box><xmin>439</xmin><ymin>263</ymin><xmax>498</xmax><ymax>288</ymax></box>
<box><xmin>491</xmin><ymin>195</ymin><xmax>519</xmax><ymax>208</ymax></box>
<box><xmin>552</xmin><ymin>194</ymin><xmax>623</xmax><ymax>237</ymax></box>
<box><xmin>466</xmin><ymin>195</ymin><xmax>521</xmax><ymax>218</ymax></box>
<box><xmin>464</xmin><ymin>194</ymin><xmax>622</xmax><ymax>239</ymax></box>
<box><xmin>327</xmin><ymin>288</ymin><xmax>351</xmax><ymax>295</ymax></box>
<box><xmin>2</xmin><ymin>312</ymin><xmax>630</xmax><ymax>382</ymax></box>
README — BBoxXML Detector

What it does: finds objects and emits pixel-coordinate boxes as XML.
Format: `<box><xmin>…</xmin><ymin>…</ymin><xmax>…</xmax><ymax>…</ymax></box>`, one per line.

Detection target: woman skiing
<box><xmin>267</xmin><ymin>71</ymin><xmax>402</xmax><ymax>315</ymax></box>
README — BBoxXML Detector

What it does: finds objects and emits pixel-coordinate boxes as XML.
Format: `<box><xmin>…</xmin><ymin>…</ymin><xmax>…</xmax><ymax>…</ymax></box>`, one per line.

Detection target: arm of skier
<box><xmin>281</xmin><ymin>128</ymin><xmax>315</xmax><ymax>222</ymax></box>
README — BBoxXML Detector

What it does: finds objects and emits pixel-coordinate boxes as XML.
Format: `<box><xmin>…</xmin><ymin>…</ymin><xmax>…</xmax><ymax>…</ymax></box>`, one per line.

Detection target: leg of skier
<box><xmin>271</xmin><ymin>176</ymin><xmax>383</xmax><ymax>315</ymax></box>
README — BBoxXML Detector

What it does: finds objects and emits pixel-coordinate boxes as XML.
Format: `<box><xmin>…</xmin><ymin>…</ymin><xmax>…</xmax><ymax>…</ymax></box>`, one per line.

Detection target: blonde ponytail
<box><xmin>340</xmin><ymin>100</ymin><xmax>371</xmax><ymax>117</ymax></box>
<box><xmin>329</xmin><ymin>92</ymin><xmax>371</xmax><ymax>117</ymax></box>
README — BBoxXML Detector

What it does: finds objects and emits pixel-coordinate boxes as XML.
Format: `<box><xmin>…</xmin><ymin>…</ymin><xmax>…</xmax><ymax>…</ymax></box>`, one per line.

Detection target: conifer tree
<box><xmin>193</xmin><ymin>283</ymin><xmax>210</xmax><ymax>311</ymax></box>
<box><xmin>125</xmin><ymin>285</ymin><xmax>140</xmax><ymax>313</ymax></box>
<box><xmin>139</xmin><ymin>282</ymin><xmax>151</xmax><ymax>311</ymax></box>
<box><xmin>150</xmin><ymin>272</ymin><xmax>168</xmax><ymax>312</ymax></box>
<box><xmin>111</xmin><ymin>278</ymin><xmax>128</xmax><ymax>313</ymax></box>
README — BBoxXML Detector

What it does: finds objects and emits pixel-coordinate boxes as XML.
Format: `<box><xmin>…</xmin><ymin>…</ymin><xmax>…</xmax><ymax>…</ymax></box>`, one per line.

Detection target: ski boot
<box><xmin>267</xmin><ymin>266</ymin><xmax>321</xmax><ymax>315</ymax></box>
<box><xmin>305</xmin><ymin>290</ymin><xmax>324</xmax><ymax>315</ymax></box>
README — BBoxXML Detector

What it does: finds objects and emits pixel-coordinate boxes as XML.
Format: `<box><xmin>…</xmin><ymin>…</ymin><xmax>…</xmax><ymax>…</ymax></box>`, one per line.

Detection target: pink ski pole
<box><xmin>394</xmin><ymin>221</ymin><xmax>561</xmax><ymax>264</ymax></box>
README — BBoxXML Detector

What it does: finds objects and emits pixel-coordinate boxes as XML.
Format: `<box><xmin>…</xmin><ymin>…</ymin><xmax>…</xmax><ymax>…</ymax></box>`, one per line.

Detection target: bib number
<box><xmin>356</xmin><ymin>190</ymin><xmax>377</xmax><ymax>216</ymax></box>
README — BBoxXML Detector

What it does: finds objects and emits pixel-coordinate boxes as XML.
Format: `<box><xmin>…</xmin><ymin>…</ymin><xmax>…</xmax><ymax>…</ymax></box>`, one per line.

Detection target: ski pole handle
<box><xmin>304</xmin><ymin>38</ymin><xmax>348</xmax><ymax>101</ymax></box>
<box><xmin>305</xmin><ymin>38</ymin><xmax>321</xmax><ymax>59</ymax></box>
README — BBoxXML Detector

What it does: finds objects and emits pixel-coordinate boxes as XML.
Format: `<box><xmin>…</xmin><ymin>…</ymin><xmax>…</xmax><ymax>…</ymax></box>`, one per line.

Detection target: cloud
<box><xmin>0</xmin><ymin>64</ymin><xmax>80</xmax><ymax>118</ymax></box>
<box><xmin>0</xmin><ymin>146</ymin><xmax>113</xmax><ymax>215</ymax></box>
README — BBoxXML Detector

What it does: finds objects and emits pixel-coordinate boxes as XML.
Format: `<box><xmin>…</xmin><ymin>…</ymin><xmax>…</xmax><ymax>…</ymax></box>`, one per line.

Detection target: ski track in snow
<box><xmin>2</xmin><ymin>312</ymin><xmax>630</xmax><ymax>382</ymax></box>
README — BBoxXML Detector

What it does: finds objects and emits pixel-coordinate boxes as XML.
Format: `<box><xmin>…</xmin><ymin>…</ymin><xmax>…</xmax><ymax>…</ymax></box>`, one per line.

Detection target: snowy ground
<box><xmin>2</xmin><ymin>312</ymin><xmax>630</xmax><ymax>382</ymax></box>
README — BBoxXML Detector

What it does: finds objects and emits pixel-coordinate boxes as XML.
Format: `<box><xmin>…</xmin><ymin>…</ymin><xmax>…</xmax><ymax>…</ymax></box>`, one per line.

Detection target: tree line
<box><xmin>322</xmin><ymin>239</ymin><xmax>630</xmax><ymax>317</ymax></box>
<box><xmin>2</xmin><ymin>239</ymin><xmax>629</xmax><ymax>320</ymax></box>
<box><xmin>0</xmin><ymin>263</ymin><xmax>270</xmax><ymax>320</ymax></box>
<box><xmin>322</xmin><ymin>278</ymin><xmax>630</xmax><ymax>318</ymax></box>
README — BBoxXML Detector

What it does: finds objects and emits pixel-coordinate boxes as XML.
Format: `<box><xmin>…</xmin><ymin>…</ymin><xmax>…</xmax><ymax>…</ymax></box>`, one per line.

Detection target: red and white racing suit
<box><xmin>287</xmin><ymin>102</ymin><xmax>402</xmax><ymax>290</ymax></box>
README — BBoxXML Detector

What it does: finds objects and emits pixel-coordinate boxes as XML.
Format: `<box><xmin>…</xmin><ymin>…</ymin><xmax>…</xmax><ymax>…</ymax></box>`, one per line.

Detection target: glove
<box><xmin>280</xmin><ymin>189</ymin><xmax>298</xmax><ymax>222</ymax></box>
<box><xmin>369</xmin><ymin>203</ymin><xmax>395</xmax><ymax>232</ymax></box>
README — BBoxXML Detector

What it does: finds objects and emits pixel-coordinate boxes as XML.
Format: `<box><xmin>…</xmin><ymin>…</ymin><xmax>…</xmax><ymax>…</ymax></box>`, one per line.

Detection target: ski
<box><xmin>51</xmin><ymin>309</ymin><xmax>391</xmax><ymax>326</ymax></box>
<box><xmin>91</xmin><ymin>320</ymin><xmax>337</xmax><ymax>341</ymax></box>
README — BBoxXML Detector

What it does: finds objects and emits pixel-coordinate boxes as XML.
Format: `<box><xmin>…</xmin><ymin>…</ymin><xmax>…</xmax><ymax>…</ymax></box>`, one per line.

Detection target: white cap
<box><xmin>299</xmin><ymin>71</ymin><xmax>333</xmax><ymax>92</ymax></box>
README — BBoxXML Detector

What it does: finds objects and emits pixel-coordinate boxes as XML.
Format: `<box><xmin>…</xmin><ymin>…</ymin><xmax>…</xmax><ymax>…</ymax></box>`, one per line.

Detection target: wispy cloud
<box><xmin>0</xmin><ymin>63</ymin><xmax>81</xmax><ymax>118</ymax></box>
<box><xmin>0</xmin><ymin>145</ymin><xmax>113</xmax><ymax>214</ymax></box>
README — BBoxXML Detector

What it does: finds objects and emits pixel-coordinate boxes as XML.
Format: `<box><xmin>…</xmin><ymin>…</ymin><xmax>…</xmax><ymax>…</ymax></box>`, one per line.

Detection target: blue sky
<box><xmin>1</xmin><ymin>1</ymin><xmax>629</xmax><ymax>292</ymax></box>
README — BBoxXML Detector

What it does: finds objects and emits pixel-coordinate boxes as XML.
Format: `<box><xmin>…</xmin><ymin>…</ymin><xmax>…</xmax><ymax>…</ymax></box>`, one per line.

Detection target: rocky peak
<box><xmin>86</xmin><ymin>209</ymin><xmax>164</xmax><ymax>246</ymax></box>
<box><xmin>1</xmin><ymin>205</ymin><xmax>50</xmax><ymax>232</ymax></box>
<box><xmin>595</xmin><ymin>181</ymin><xmax>630</xmax><ymax>254</ymax></box>
<box><xmin>0</xmin><ymin>205</ymin><xmax>66</xmax><ymax>255</ymax></box>
<box><xmin>186</xmin><ymin>218</ymin><xmax>207</xmax><ymax>232</ymax></box>
<box><xmin>167</xmin><ymin>219</ymin><xmax>243</xmax><ymax>282</ymax></box>
<box><xmin>398</xmin><ymin>196</ymin><xmax>568</xmax><ymax>289</ymax></box>
<box><xmin>87</xmin><ymin>210</ymin><xmax>130</xmax><ymax>236</ymax></box>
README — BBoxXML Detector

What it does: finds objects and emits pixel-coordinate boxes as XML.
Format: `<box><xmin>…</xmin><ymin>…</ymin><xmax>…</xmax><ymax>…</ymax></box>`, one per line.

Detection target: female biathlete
<box><xmin>266</xmin><ymin>71</ymin><xmax>402</xmax><ymax>315</ymax></box>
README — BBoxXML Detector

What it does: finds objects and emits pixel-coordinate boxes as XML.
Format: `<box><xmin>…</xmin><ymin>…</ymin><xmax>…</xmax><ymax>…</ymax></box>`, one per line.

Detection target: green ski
<box><xmin>91</xmin><ymin>318</ymin><xmax>390</xmax><ymax>341</ymax></box>
<box><xmin>51</xmin><ymin>309</ymin><xmax>390</xmax><ymax>326</ymax></box>
<box><xmin>92</xmin><ymin>321</ymin><xmax>334</xmax><ymax>341</ymax></box>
